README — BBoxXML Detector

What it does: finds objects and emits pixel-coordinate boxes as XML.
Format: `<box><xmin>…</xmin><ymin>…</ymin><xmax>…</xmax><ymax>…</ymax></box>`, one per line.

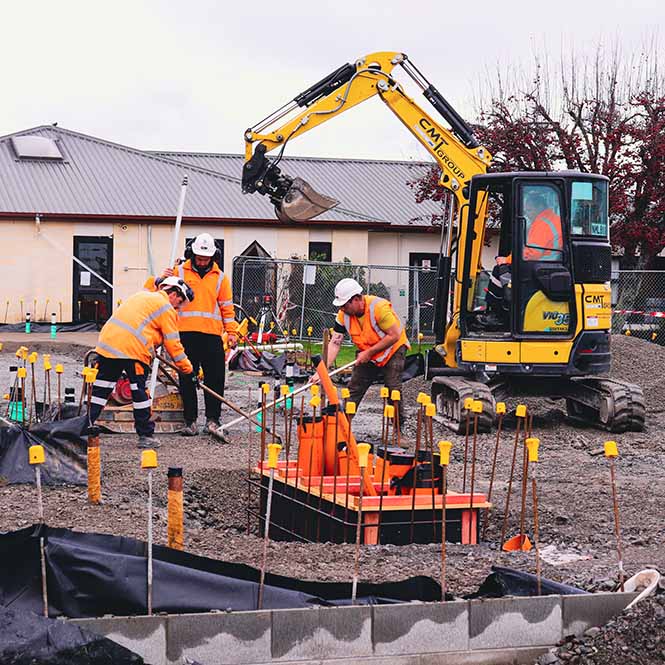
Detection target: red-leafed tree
<box><xmin>412</xmin><ymin>40</ymin><xmax>665</xmax><ymax>270</ymax></box>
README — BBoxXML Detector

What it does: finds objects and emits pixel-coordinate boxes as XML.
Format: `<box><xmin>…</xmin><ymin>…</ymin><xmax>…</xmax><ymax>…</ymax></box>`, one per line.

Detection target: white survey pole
<box><xmin>149</xmin><ymin>175</ymin><xmax>189</xmax><ymax>405</ymax></box>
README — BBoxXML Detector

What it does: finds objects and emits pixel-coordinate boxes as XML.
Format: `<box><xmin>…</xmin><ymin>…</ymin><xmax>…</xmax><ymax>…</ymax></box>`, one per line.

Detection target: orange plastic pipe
<box><xmin>313</xmin><ymin>356</ymin><xmax>376</xmax><ymax>496</ymax></box>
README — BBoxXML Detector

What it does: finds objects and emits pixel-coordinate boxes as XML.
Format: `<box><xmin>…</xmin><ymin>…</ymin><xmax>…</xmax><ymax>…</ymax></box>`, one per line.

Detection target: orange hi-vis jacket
<box><xmin>95</xmin><ymin>290</ymin><xmax>193</xmax><ymax>373</ymax></box>
<box><xmin>524</xmin><ymin>208</ymin><xmax>563</xmax><ymax>261</ymax></box>
<box><xmin>335</xmin><ymin>295</ymin><xmax>410</xmax><ymax>366</ymax></box>
<box><xmin>175</xmin><ymin>260</ymin><xmax>238</xmax><ymax>336</ymax></box>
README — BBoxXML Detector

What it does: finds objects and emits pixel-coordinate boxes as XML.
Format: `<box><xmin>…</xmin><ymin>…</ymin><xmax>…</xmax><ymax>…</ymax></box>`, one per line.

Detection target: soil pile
<box><xmin>539</xmin><ymin>594</ymin><xmax>665</xmax><ymax>664</ymax></box>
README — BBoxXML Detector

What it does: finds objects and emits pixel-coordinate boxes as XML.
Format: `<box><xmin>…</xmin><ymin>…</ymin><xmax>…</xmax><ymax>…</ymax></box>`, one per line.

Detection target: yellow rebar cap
<box><xmin>384</xmin><ymin>404</ymin><xmax>395</xmax><ymax>419</ymax></box>
<box><xmin>17</xmin><ymin>367</ymin><xmax>27</xmax><ymax>379</ymax></box>
<box><xmin>417</xmin><ymin>392</ymin><xmax>428</xmax><ymax>404</ymax></box>
<box><xmin>418</xmin><ymin>332</ymin><xmax>424</xmax><ymax>341</ymax></box>
<box><xmin>307</xmin><ymin>326</ymin><xmax>313</xmax><ymax>335</ymax></box>
<box><xmin>29</xmin><ymin>444</ymin><xmax>45</xmax><ymax>465</ymax></box>
<box><xmin>310</xmin><ymin>395</ymin><xmax>321</xmax><ymax>408</ymax></box>
<box><xmin>141</xmin><ymin>449</ymin><xmax>158</xmax><ymax>469</ymax></box>
<box><xmin>496</xmin><ymin>402</ymin><xmax>506</xmax><ymax>414</ymax></box>
<box><xmin>345</xmin><ymin>401</ymin><xmax>356</xmax><ymax>415</ymax></box>
<box><xmin>85</xmin><ymin>368</ymin><xmax>98</xmax><ymax>383</ymax></box>
<box><xmin>604</xmin><ymin>440</ymin><xmax>619</xmax><ymax>458</ymax></box>
<box><xmin>341</xmin><ymin>388</ymin><xmax>350</xmax><ymax>399</ymax></box>
<box><xmin>390</xmin><ymin>389</ymin><xmax>401</xmax><ymax>401</ymax></box>
<box><xmin>380</xmin><ymin>387</ymin><xmax>389</xmax><ymax>398</ymax></box>
<box><xmin>472</xmin><ymin>400</ymin><xmax>483</xmax><ymax>414</ymax></box>
<box><xmin>261</xmin><ymin>383</ymin><xmax>270</xmax><ymax>395</ymax></box>
<box><xmin>28</xmin><ymin>352</ymin><xmax>38</xmax><ymax>364</ymax></box>
<box><xmin>55</xmin><ymin>364</ymin><xmax>64</xmax><ymax>374</ymax></box>
<box><xmin>291</xmin><ymin>328</ymin><xmax>297</xmax><ymax>336</ymax></box>
<box><xmin>425</xmin><ymin>403</ymin><xmax>436</xmax><ymax>418</ymax></box>
<box><xmin>280</xmin><ymin>384</ymin><xmax>290</xmax><ymax>396</ymax></box>
<box><xmin>357</xmin><ymin>442</ymin><xmax>371</xmax><ymax>468</ymax></box>
<box><xmin>310</xmin><ymin>384</ymin><xmax>320</xmax><ymax>397</ymax></box>
<box><xmin>267</xmin><ymin>443</ymin><xmax>282</xmax><ymax>469</ymax></box>
<box><xmin>516</xmin><ymin>404</ymin><xmax>527</xmax><ymax>418</ymax></box>
<box><xmin>437</xmin><ymin>440</ymin><xmax>452</xmax><ymax>466</ymax></box>
<box><xmin>526</xmin><ymin>437</ymin><xmax>540</xmax><ymax>462</ymax></box>
<box><xmin>464</xmin><ymin>397</ymin><xmax>474</xmax><ymax>410</ymax></box>
<box><xmin>44</xmin><ymin>360</ymin><xmax>52</xmax><ymax>371</ymax></box>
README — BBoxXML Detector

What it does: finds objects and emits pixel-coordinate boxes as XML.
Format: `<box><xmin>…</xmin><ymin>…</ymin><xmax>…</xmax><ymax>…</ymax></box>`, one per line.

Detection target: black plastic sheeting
<box><xmin>468</xmin><ymin>565</ymin><xmax>588</xmax><ymax>598</ymax></box>
<box><xmin>0</xmin><ymin>606</ymin><xmax>143</xmax><ymax>664</ymax></box>
<box><xmin>0</xmin><ymin>525</ymin><xmax>442</xmax><ymax>617</ymax></box>
<box><xmin>0</xmin><ymin>418</ymin><xmax>88</xmax><ymax>486</ymax></box>
<box><xmin>0</xmin><ymin>322</ymin><xmax>99</xmax><ymax>333</ymax></box>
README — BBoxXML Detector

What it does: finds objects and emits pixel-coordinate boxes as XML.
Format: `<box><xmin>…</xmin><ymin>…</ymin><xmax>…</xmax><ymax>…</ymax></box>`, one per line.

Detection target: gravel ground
<box><xmin>1</xmin><ymin>335</ymin><xmax>664</xmax><ymax>612</ymax></box>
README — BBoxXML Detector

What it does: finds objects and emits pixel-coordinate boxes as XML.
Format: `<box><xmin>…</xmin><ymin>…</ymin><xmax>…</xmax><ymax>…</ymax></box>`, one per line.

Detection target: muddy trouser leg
<box><xmin>348</xmin><ymin>358</ymin><xmax>379</xmax><ymax>412</ymax></box>
<box><xmin>383</xmin><ymin>346</ymin><xmax>407</xmax><ymax>422</ymax></box>
<box><xmin>179</xmin><ymin>332</ymin><xmax>202</xmax><ymax>425</ymax></box>
<box><xmin>89</xmin><ymin>357</ymin><xmax>124</xmax><ymax>425</ymax></box>
<box><xmin>199</xmin><ymin>333</ymin><xmax>225</xmax><ymax>423</ymax></box>
<box><xmin>127</xmin><ymin>362</ymin><xmax>154</xmax><ymax>437</ymax></box>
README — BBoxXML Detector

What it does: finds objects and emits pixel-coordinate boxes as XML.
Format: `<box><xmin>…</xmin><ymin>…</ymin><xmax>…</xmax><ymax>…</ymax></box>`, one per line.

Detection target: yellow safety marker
<box><xmin>341</xmin><ymin>388</ymin><xmax>350</xmax><ymax>400</ymax></box>
<box><xmin>141</xmin><ymin>447</ymin><xmax>158</xmax><ymax>616</ymax></box>
<box><xmin>526</xmin><ymin>437</ymin><xmax>542</xmax><ymax>594</ymax></box>
<box><xmin>261</xmin><ymin>382</ymin><xmax>270</xmax><ymax>395</ymax></box>
<box><xmin>438</xmin><ymin>440</ymin><xmax>453</xmax><ymax>601</ymax></box>
<box><xmin>280</xmin><ymin>384</ymin><xmax>290</xmax><ymax>397</ymax></box>
<box><xmin>425</xmin><ymin>403</ymin><xmax>436</xmax><ymax>418</ymax></box>
<box><xmin>29</xmin><ymin>443</ymin><xmax>48</xmax><ymax>617</ymax></box>
<box><xmin>18</xmin><ymin>367</ymin><xmax>27</xmax><ymax>379</ymax></box>
<box><xmin>380</xmin><ymin>386</ymin><xmax>389</xmax><ymax>399</ymax></box>
<box><xmin>496</xmin><ymin>401</ymin><xmax>506</xmax><ymax>415</ymax></box>
<box><xmin>384</xmin><ymin>404</ymin><xmax>395</xmax><ymax>419</ymax></box>
<box><xmin>352</xmin><ymin>442</ymin><xmax>372</xmax><ymax>604</ymax></box>
<box><xmin>309</xmin><ymin>395</ymin><xmax>321</xmax><ymax>409</ymax></box>
<box><xmin>29</xmin><ymin>352</ymin><xmax>38</xmax><ymax>364</ymax></box>
<box><xmin>391</xmin><ymin>389</ymin><xmax>401</xmax><ymax>401</ymax></box>
<box><xmin>167</xmin><ymin>467</ymin><xmax>184</xmax><ymax>551</ymax></box>
<box><xmin>345</xmin><ymin>401</ymin><xmax>356</xmax><ymax>415</ymax></box>
<box><xmin>55</xmin><ymin>364</ymin><xmax>64</xmax><ymax>374</ymax></box>
<box><xmin>605</xmin><ymin>440</ymin><xmax>624</xmax><ymax>591</ymax></box>
<box><xmin>310</xmin><ymin>384</ymin><xmax>320</xmax><ymax>397</ymax></box>
<box><xmin>417</xmin><ymin>392</ymin><xmax>428</xmax><ymax>404</ymax></box>
<box><xmin>258</xmin><ymin>442</ymin><xmax>282</xmax><ymax>609</ymax></box>
<box><xmin>516</xmin><ymin>404</ymin><xmax>527</xmax><ymax>418</ymax></box>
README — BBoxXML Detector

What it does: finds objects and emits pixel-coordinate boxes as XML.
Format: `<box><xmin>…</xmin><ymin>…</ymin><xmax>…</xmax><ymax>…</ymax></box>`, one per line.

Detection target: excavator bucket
<box><xmin>275</xmin><ymin>177</ymin><xmax>339</xmax><ymax>222</ymax></box>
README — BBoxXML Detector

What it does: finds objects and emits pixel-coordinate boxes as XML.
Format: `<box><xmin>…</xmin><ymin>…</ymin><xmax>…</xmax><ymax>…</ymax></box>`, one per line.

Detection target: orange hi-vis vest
<box><xmin>95</xmin><ymin>290</ymin><xmax>193</xmax><ymax>373</ymax></box>
<box><xmin>524</xmin><ymin>208</ymin><xmax>563</xmax><ymax>261</ymax></box>
<box><xmin>336</xmin><ymin>295</ymin><xmax>410</xmax><ymax>366</ymax></box>
<box><xmin>175</xmin><ymin>260</ymin><xmax>238</xmax><ymax>336</ymax></box>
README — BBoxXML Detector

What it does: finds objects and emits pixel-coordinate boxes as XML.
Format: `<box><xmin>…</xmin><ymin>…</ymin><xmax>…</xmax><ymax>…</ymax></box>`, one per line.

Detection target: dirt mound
<box><xmin>539</xmin><ymin>594</ymin><xmax>665</xmax><ymax>664</ymax></box>
<box><xmin>610</xmin><ymin>335</ymin><xmax>665</xmax><ymax>413</ymax></box>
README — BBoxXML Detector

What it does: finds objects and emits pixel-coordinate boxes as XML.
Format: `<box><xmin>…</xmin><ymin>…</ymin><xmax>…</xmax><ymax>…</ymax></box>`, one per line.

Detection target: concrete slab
<box><xmin>166</xmin><ymin>610</ymin><xmax>271</xmax><ymax>665</ymax></box>
<box><xmin>71</xmin><ymin>615</ymin><xmax>166</xmax><ymax>665</ymax></box>
<box><xmin>419</xmin><ymin>645</ymin><xmax>549</xmax><ymax>664</ymax></box>
<box><xmin>373</xmin><ymin>600</ymin><xmax>469</xmax><ymax>656</ymax></box>
<box><xmin>469</xmin><ymin>596</ymin><xmax>561</xmax><ymax>650</ymax></box>
<box><xmin>271</xmin><ymin>605</ymin><xmax>372</xmax><ymax>661</ymax></box>
<box><xmin>562</xmin><ymin>591</ymin><xmax>637</xmax><ymax>638</ymax></box>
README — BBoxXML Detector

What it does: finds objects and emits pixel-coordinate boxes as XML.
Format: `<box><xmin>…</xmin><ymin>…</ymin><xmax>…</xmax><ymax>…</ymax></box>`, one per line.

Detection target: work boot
<box><xmin>204</xmin><ymin>419</ymin><xmax>220</xmax><ymax>435</ymax></box>
<box><xmin>180</xmin><ymin>422</ymin><xmax>198</xmax><ymax>437</ymax></box>
<box><xmin>138</xmin><ymin>435</ymin><xmax>160</xmax><ymax>449</ymax></box>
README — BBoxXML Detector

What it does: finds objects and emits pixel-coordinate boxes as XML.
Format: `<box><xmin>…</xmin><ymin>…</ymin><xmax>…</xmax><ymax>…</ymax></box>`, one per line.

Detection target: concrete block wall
<box><xmin>70</xmin><ymin>592</ymin><xmax>637</xmax><ymax>665</ymax></box>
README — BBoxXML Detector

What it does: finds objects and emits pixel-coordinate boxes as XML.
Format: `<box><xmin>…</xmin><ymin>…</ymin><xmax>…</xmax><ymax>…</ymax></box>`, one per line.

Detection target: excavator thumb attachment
<box><xmin>275</xmin><ymin>177</ymin><xmax>339</xmax><ymax>222</ymax></box>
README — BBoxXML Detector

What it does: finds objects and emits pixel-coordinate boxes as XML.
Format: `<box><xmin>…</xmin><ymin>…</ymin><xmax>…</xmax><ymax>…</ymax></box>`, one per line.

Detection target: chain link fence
<box><xmin>232</xmin><ymin>258</ymin><xmax>665</xmax><ymax>343</ymax></box>
<box><xmin>232</xmin><ymin>256</ymin><xmax>439</xmax><ymax>341</ymax></box>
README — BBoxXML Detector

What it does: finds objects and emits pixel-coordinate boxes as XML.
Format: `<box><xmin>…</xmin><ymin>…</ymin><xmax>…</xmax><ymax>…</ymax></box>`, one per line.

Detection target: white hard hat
<box><xmin>160</xmin><ymin>276</ymin><xmax>194</xmax><ymax>302</ymax></box>
<box><xmin>333</xmin><ymin>278</ymin><xmax>363</xmax><ymax>307</ymax></box>
<box><xmin>191</xmin><ymin>233</ymin><xmax>216</xmax><ymax>257</ymax></box>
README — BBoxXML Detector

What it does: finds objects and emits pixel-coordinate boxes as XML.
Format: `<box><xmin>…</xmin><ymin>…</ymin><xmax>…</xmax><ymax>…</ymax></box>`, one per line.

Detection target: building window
<box><xmin>185</xmin><ymin>237</ymin><xmax>224</xmax><ymax>270</ymax></box>
<box><xmin>309</xmin><ymin>241</ymin><xmax>332</xmax><ymax>262</ymax></box>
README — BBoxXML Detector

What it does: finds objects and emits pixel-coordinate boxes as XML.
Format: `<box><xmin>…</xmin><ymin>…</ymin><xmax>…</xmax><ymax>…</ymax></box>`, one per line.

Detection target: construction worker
<box><xmin>159</xmin><ymin>233</ymin><xmax>238</xmax><ymax>436</ymax></box>
<box><xmin>523</xmin><ymin>193</ymin><xmax>563</xmax><ymax>261</ymax></box>
<box><xmin>89</xmin><ymin>277</ymin><xmax>194</xmax><ymax>448</ymax></box>
<box><xmin>475</xmin><ymin>254</ymin><xmax>512</xmax><ymax>330</ymax></box>
<box><xmin>325</xmin><ymin>278</ymin><xmax>410</xmax><ymax>415</ymax></box>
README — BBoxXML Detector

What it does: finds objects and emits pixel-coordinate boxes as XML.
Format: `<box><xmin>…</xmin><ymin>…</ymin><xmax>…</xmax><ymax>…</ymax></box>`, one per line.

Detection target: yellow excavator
<box><xmin>242</xmin><ymin>51</ymin><xmax>645</xmax><ymax>433</ymax></box>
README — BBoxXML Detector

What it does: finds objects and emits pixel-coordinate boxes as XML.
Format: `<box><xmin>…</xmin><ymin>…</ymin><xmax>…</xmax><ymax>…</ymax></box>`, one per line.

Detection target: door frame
<box><xmin>72</xmin><ymin>236</ymin><xmax>114</xmax><ymax>323</ymax></box>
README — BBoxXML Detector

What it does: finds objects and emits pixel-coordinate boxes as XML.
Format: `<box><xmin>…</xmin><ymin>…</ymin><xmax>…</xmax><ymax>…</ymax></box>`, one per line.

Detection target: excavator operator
<box><xmin>523</xmin><ymin>193</ymin><xmax>563</xmax><ymax>261</ymax></box>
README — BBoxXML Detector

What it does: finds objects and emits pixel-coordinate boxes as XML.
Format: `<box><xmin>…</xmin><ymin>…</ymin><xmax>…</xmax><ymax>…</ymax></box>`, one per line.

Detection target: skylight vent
<box><xmin>11</xmin><ymin>136</ymin><xmax>64</xmax><ymax>160</ymax></box>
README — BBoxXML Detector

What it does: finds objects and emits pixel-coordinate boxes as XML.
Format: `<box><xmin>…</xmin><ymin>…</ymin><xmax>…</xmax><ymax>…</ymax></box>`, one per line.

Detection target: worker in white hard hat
<box><xmin>157</xmin><ymin>233</ymin><xmax>238</xmax><ymax>437</ymax></box>
<box><xmin>326</xmin><ymin>277</ymin><xmax>410</xmax><ymax>415</ymax></box>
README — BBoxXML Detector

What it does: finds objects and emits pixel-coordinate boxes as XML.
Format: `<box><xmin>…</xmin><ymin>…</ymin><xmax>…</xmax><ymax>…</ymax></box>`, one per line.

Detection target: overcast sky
<box><xmin>2</xmin><ymin>1</ymin><xmax>661</xmax><ymax>162</ymax></box>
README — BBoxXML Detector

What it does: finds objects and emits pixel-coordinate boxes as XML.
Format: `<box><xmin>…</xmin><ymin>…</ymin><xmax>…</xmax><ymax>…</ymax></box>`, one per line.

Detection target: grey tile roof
<box><xmin>0</xmin><ymin>125</ymin><xmax>444</xmax><ymax>227</ymax></box>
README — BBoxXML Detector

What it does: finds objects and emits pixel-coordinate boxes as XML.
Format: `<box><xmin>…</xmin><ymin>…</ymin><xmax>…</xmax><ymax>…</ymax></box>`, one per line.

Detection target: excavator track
<box><xmin>564</xmin><ymin>378</ymin><xmax>645</xmax><ymax>433</ymax></box>
<box><xmin>431</xmin><ymin>376</ymin><xmax>495</xmax><ymax>434</ymax></box>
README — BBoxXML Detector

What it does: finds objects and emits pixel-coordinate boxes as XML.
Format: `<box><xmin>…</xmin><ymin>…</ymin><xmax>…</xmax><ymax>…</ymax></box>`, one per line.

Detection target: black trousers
<box><xmin>89</xmin><ymin>357</ymin><xmax>153</xmax><ymax>437</ymax></box>
<box><xmin>179</xmin><ymin>331</ymin><xmax>225</xmax><ymax>424</ymax></box>
<box><xmin>348</xmin><ymin>345</ymin><xmax>406</xmax><ymax>418</ymax></box>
